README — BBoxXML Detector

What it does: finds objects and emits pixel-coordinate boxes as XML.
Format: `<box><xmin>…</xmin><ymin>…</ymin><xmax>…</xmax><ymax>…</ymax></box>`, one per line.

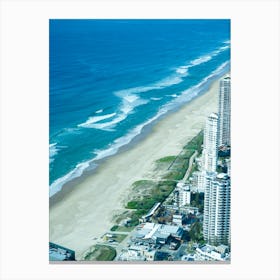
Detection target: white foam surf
<box><xmin>77</xmin><ymin>43</ymin><xmax>230</xmax><ymax>132</ymax></box>
<box><xmin>86</xmin><ymin>93</ymin><xmax>149</xmax><ymax>130</ymax></box>
<box><xmin>114</xmin><ymin>74</ymin><xmax>185</xmax><ymax>98</ymax></box>
<box><xmin>190</xmin><ymin>55</ymin><xmax>212</xmax><ymax>66</ymax></box>
<box><xmin>169</xmin><ymin>60</ymin><xmax>230</xmax><ymax>107</ymax></box>
<box><xmin>49</xmin><ymin>143</ymin><xmax>68</xmax><ymax>164</ymax></box>
<box><xmin>95</xmin><ymin>109</ymin><xmax>104</xmax><ymax>114</ymax></box>
<box><xmin>49</xmin><ymin>61</ymin><xmax>230</xmax><ymax>197</ymax></box>
<box><xmin>184</xmin><ymin>42</ymin><xmax>230</xmax><ymax>69</ymax></box>
<box><xmin>113</xmin><ymin>42</ymin><xmax>230</xmax><ymax>101</ymax></box>
<box><xmin>176</xmin><ymin>66</ymin><xmax>189</xmax><ymax>75</ymax></box>
<box><xmin>49</xmin><ymin>143</ymin><xmax>59</xmax><ymax>164</ymax></box>
<box><xmin>49</xmin><ymin>161</ymin><xmax>93</xmax><ymax>197</ymax></box>
<box><xmin>167</xmin><ymin>94</ymin><xmax>178</xmax><ymax>98</ymax></box>
<box><xmin>78</xmin><ymin>113</ymin><xmax>116</xmax><ymax>128</ymax></box>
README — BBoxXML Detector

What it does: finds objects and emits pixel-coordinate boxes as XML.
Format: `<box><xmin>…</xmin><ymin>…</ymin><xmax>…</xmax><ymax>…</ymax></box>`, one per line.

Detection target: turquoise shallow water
<box><xmin>49</xmin><ymin>19</ymin><xmax>230</xmax><ymax>196</ymax></box>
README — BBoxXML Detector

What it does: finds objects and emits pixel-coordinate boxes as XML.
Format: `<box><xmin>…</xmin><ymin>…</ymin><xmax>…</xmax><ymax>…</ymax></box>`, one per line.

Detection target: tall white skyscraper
<box><xmin>202</xmin><ymin>113</ymin><xmax>219</xmax><ymax>173</ymax></box>
<box><xmin>218</xmin><ymin>75</ymin><xmax>231</xmax><ymax>147</ymax></box>
<box><xmin>203</xmin><ymin>172</ymin><xmax>231</xmax><ymax>245</ymax></box>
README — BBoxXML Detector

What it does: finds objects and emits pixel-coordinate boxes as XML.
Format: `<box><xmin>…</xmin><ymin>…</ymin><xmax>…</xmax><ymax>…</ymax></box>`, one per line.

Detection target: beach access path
<box><xmin>182</xmin><ymin>150</ymin><xmax>198</xmax><ymax>183</ymax></box>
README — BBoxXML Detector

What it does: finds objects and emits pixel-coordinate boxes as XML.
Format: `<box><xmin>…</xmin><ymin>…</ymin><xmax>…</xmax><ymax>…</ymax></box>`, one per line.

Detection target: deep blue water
<box><xmin>49</xmin><ymin>19</ymin><xmax>230</xmax><ymax>196</ymax></box>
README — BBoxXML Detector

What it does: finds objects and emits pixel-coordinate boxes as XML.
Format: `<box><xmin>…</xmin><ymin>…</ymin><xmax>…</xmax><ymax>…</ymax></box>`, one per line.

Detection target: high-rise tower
<box><xmin>202</xmin><ymin>113</ymin><xmax>219</xmax><ymax>173</ymax></box>
<box><xmin>218</xmin><ymin>75</ymin><xmax>231</xmax><ymax>147</ymax></box>
<box><xmin>203</xmin><ymin>172</ymin><xmax>231</xmax><ymax>245</ymax></box>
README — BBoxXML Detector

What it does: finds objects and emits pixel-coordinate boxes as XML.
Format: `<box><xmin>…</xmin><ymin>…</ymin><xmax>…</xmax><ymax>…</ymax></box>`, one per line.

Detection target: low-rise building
<box><xmin>133</xmin><ymin>222</ymin><xmax>184</xmax><ymax>245</ymax></box>
<box><xmin>175</xmin><ymin>183</ymin><xmax>191</xmax><ymax>206</ymax></box>
<box><xmin>118</xmin><ymin>245</ymin><xmax>156</xmax><ymax>261</ymax></box>
<box><xmin>172</xmin><ymin>214</ymin><xmax>183</xmax><ymax>226</ymax></box>
<box><xmin>195</xmin><ymin>244</ymin><xmax>230</xmax><ymax>261</ymax></box>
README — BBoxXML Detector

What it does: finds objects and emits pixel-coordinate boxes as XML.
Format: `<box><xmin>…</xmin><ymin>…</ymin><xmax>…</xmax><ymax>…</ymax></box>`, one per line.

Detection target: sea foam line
<box><xmin>77</xmin><ymin>42</ymin><xmax>230</xmax><ymax>131</ymax></box>
<box><xmin>49</xmin><ymin>143</ymin><xmax>68</xmax><ymax>164</ymax></box>
<box><xmin>49</xmin><ymin>143</ymin><xmax>58</xmax><ymax>164</ymax></box>
<box><xmin>79</xmin><ymin>94</ymin><xmax>149</xmax><ymax>130</ymax></box>
<box><xmin>113</xmin><ymin>41</ymin><xmax>229</xmax><ymax>99</ymax></box>
<box><xmin>49</xmin><ymin>61</ymin><xmax>230</xmax><ymax>198</ymax></box>
<box><xmin>78</xmin><ymin>113</ymin><xmax>117</xmax><ymax>128</ymax></box>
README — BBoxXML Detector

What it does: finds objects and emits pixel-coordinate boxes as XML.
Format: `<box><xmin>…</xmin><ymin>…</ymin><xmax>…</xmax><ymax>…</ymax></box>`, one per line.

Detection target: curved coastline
<box><xmin>49</xmin><ymin>72</ymin><xmax>229</xmax><ymax>260</ymax></box>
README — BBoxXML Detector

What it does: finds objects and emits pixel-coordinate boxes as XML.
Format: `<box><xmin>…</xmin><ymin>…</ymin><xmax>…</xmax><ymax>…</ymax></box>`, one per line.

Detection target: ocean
<box><xmin>49</xmin><ymin>19</ymin><xmax>230</xmax><ymax>197</ymax></box>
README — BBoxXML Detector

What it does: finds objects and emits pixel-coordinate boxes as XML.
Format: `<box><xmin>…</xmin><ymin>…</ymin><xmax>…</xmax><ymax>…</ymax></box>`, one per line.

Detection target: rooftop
<box><xmin>134</xmin><ymin>223</ymin><xmax>183</xmax><ymax>242</ymax></box>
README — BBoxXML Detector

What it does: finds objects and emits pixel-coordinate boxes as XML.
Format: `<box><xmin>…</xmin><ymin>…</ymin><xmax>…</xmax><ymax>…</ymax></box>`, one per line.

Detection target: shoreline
<box><xmin>49</xmin><ymin>73</ymin><xmax>228</xmax><ymax>260</ymax></box>
<box><xmin>49</xmin><ymin>62</ymin><xmax>230</xmax><ymax>198</ymax></box>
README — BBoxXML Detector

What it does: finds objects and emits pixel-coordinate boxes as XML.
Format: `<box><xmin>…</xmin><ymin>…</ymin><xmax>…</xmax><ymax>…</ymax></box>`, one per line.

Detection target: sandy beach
<box><xmin>49</xmin><ymin>75</ymin><xmax>225</xmax><ymax>260</ymax></box>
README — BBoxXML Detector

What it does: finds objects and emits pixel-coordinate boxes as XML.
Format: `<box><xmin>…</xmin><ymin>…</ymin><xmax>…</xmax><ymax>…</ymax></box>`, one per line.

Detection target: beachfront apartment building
<box><xmin>202</xmin><ymin>113</ymin><xmax>219</xmax><ymax>173</ymax></box>
<box><xmin>203</xmin><ymin>172</ymin><xmax>231</xmax><ymax>246</ymax></box>
<box><xmin>218</xmin><ymin>75</ymin><xmax>231</xmax><ymax>147</ymax></box>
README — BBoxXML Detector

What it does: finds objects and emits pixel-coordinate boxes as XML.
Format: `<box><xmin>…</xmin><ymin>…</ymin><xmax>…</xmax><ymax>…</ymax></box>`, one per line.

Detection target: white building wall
<box><xmin>202</xmin><ymin>113</ymin><xmax>219</xmax><ymax>172</ymax></box>
<box><xmin>203</xmin><ymin>172</ymin><xmax>231</xmax><ymax>245</ymax></box>
<box><xmin>179</xmin><ymin>189</ymin><xmax>191</xmax><ymax>206</ymax></box>
<box><xmin>218</xmin><ymin>75</ymin><xmax>231</xmax><ymax>147</ymax></box>
<box><xmin>197</xmin><ymin>171</ymin><xmax>206</xmax><ymax>192</ymax></box>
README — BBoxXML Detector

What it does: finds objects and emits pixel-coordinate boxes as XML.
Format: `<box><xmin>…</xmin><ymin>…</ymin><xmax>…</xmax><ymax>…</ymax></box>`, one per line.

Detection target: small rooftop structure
<box><xmin>196</xmin><ymin>244</ymin><xmax>229</xmax><ymax>261</ymax></box>
<box><xmin>118</xmin><ymin>245</ymin><xmax>156</xmax><ymax>261</ymax></box>
<box><xmin>133</xmin><ymin>222</ymin><xmax>184</xmax><ymax>244</ymax></box>
<box><xmin>172</xmin><ymin>215</ymin><xmax>182</xmax><ymax>226</ymax></box>
<box><xmin>216</xmin><ymin>244</ymin><xmax>229</xmax><ymax>254</ymax></box>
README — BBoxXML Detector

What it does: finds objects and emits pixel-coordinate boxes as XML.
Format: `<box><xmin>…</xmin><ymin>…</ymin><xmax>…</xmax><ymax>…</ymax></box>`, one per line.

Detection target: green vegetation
<box><xmin>83</xmin><ymin>245</ymin><xmax>116</xmax><ymax>261</ymax></box>
<box><xmin>110</xmin><ymin>225</ymin><xmax>134</xmax><ymax>232</ymax></box>
<box><xmin>190</xmin><ymin>160</ymin><xmax>199</xmax><ymax>174</ymax></box>
<box><xmin>191</xmin><ymin>192</ymin><xmax>204</xmax><ymax>212</ymax></box>
<box><xmin>184</xmin><ymin>130</ymin><xmax>204</xmax><ymax>154</ymax></box>
<box><xmin>189</xmin><ymin>221</ymin><xmax>204</xmax><ymax>244</ymax></box>
<box><xmin>155</xmin><ymin>156</ymin><xmax>177</xmax><ymax>173</ymax></box>
<box><xmin>129</xmin><ymin>209</ymin><xmax>147</xmax><ymax>226</ymax></box>
<box><xmin>156</xmin><ymin>156</ymin><xmax>176</xmax><ymax>163</ymax></box>
<box><xmin>163</xmin><ymin>131</ymin><xmax>203</xmax><ymax>181</ymax></box>
<box><xmin>127</xmin><ymin>199</ymin><xmax>155</xmax><ymax>210</ymax></box>
<box><xmin>216</xmin><ymin>165</ymin><xmax>225</xmax><ymax>173</ymax></box>
<box><xmin>121</xmin><ymin>131</ymin><xmax>204</xmax><ymax>229</ymax></box>
<box><xmin>126</xmin><ymin>182</ymin><xmax>175</xmax><ymax>210</ymax></box>
<box><xmin>110</xmin><ymin>225</ymin><xmax>118</xmax><ymax>231</ymax></box>
<box><xmin>125</xmin><ymin>180</ymin><xmax>175</xmax><ymax>226</ymax></box>
<box><xmin>112</xmin><ymin>233</ymin><xmax>127</xmax><ymax>243</ymax></box>
<box><xmin>186</xmin><ymin>241</ymin><xmax>196</xmax><ymax>254</ymax></box>
<box><xmin>132</xmin><ymin>180</ymin><xmax>155</xmax><ymax>189</ymax></box>
<box><xmin>163</xmin><ymin>170</ymin><xmax>186</xmax><ymax>181</ymax></box>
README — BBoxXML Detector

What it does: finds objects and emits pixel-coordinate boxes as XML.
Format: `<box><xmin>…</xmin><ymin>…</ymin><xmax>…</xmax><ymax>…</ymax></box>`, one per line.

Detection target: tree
<box><xmin>189</xmin><ymin>221</ymin><xmax>204</xmax><ymax>243</ymax></box>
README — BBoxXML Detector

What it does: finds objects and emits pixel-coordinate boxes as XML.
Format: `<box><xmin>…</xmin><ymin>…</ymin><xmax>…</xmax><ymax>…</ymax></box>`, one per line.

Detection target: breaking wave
<box><xmin>49</xmin><ymin>61</ymin><xmax>230</xmax><ymax>197</ymax></box>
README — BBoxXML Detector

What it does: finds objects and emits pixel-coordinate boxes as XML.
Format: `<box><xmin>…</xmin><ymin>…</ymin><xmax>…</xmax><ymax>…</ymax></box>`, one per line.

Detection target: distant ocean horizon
<box><xmin>49</xmin><ymin>19</ymin><xmax>230</xmax><ymax>197</ymax></box>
